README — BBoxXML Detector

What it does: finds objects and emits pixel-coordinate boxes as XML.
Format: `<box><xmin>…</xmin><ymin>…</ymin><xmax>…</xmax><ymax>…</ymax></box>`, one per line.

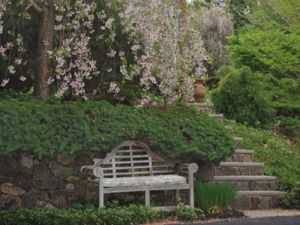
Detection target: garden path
<box><xmin>170</xmin><ymin>216</ymin><xmax>300</xmax><ymax>225</ymax></box>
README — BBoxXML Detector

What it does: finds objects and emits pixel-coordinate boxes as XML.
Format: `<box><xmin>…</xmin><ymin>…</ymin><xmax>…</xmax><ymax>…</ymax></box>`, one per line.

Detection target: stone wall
<box><xmin>0</xmin><ymin>152</ymin><xmax>103</xmax><ymax>208</ymax></box>
<box><xmin>0</xmin><ymin>152</ymin><xmax>188</xmax><ymax>208</ymax></box>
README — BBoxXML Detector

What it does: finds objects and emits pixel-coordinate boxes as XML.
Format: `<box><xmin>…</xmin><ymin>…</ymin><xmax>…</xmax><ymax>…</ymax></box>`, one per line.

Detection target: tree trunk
<box><xmin>33</xmin><ymin>0</ymin><xmax>54</xmax><ymax>101</ymax></box>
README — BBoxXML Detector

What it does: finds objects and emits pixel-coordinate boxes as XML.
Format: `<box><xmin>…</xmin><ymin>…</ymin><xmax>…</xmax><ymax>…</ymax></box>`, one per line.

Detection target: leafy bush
<box><xmin>255</xmin><ymin>75</ymin><xmax>300</xmax><ymax>118</ymax></box>
<box><xmin>277</xmin><ymin>116</ymin><xmax>300</xmax><ymax>140</ymax></box>
<box><xmin>176</xmin><ymin>203</ymin><xmax>205</xmax><ymax>222</ymax></box>
<box><xmin>226</xmin><ymin>119</ymin><xmax>300</xmax><ymax>209</ymax></box>
<box><xmin>0</xmin><ymin>205</ymin><xmax>161</xmax><ymax>225</ymax></box>
<box><xmin>230</xmin><ymin>27</ymin><xmax>300</xmax><ymax>79</ymax></box>
<box><xmin>195</xmin><ymin>182</ymin><xmax>237</xmax><ymax>210</ymax></box>
<box><xmin>0</xmin><ymin>99</ymin><xmax>235</xmax><ymax>163</ymax></box>
<box><xmin>212</xmin><ymin>66</ymin><xmax>275</xmax><ymax>126</ymax></box>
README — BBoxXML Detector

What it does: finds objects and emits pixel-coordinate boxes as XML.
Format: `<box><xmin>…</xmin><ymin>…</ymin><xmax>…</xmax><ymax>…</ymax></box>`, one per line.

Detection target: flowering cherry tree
<box><xmin>119</xmin><ymin>0</ymin><xmax>207</xmax><ymax>102</ymax></box>
<box><xmin>49</xmin><ymin>1</ymin><xmax>98</xmax><ymax>99</ymax></box>
<box><xmin>0</xmin><ymin>2</ymin><xmax>27</xmax><ymax>88</ymax></box>
<box><xmin>0</xmin><ymin>0</ymin><xmax>208</xmax><ymax>103</ymax></box>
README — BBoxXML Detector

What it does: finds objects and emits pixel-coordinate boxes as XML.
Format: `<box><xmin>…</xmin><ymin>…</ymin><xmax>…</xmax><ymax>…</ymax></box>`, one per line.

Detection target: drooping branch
<box><xmin>25</xmin><ymin>0</ymin><xmax>42</xmax><ymax>14</ymax></box>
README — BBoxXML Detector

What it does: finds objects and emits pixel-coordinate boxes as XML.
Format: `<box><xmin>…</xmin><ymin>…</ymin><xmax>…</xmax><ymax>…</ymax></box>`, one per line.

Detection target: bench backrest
<box><xmin>93</xmin><ymin>140</ymin><xmax>175</xmax><ymax>178</ymax></box>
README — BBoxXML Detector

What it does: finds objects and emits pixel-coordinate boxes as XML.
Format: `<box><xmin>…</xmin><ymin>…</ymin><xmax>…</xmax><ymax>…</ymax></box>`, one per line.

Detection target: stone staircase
<box><xmin>190</xmin><ymin>103</ymin><xmax>286</xmax><ymax>210</ymax></box>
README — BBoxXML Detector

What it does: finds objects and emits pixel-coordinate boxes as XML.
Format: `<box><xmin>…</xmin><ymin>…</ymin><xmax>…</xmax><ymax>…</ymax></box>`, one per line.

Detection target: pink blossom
<box><xmin>55</xmin><ymin>15</ymin><xmax>63</xmax><ymax>22</ymax></box>
<box><xmin>131</xmin><ymin>44</ymin><xmax>140</xmax><ymax>52</ymax></box>
<box><xmin>19</xmin><ymin>76</ymin><xmax>26</xmax><ymax>81</ymax></box>
<box><xmin>0</xmin><ymin>79</ymin><xmax>9</xmax><ymax>87</ymax></box>
<box><xmin>108</xmin><ymin>82</ymin><xmax>120</xmax><ymax>95</ymax></box>
<box><xmin>105</xmin><ymin>18</ymin><xmax>114</xmax><ymax>29</ymax></box>
<box><xmin>107</xmin><ymin>49</ymin><xmax>116</xmax><ymax>58</ymax></box>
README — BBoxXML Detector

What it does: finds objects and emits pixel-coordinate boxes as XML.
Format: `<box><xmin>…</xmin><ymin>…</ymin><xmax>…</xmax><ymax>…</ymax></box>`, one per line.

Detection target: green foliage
<box><xmin>0</xmin><ymin>98</ymin><xmax>235</xmax><ymax>163</ymax></box>
<box><xmin>226</xmin><ymin>119</ymin><xmax>300</xmax><ymax>209</ymax></box>
<box><xmin>195</xmin><ymin>182</ymin><xmax>237</xmax><ymax>210</ymax></box>
<box><xmin>0</xmin><ymin>204</ymin><xmax>161</xmax><ymax>225</ymax></box>
<box><xmin>247</xmin><ymin>0</ymin><xmax>300</xmax><ymax>34</ymax></box>
<box><xmin>277</xmin><ymin>116</ymin><xmax>300</xmax><ymax>140</ymax></box>
<box><xmin>229</xmin><ymin>1</ymin><xmax>300</xmax><ymax>80</ymax></box>
<box><xmin>256</xmin><ymin>75</ymin><xmax>300</xmax><ymax>117</ymax></box>
<box><xmin>230</xmin><ymin>28</ymin><xmax>300</xmax><ymax>79</ymax></box>
<box><xmin>212</xmin><ymin>66</ymin><xmax>275</xmax><ymax>127</ymax></box>
<box><xmin>228</xmin><ymin>0</ymin><xmax>254</xmax><ymax>29</ymax></box>
<box><xmin>176</xmin><ymin>203</ymin><xmax>205</xmax><ymax>222</ymax></box>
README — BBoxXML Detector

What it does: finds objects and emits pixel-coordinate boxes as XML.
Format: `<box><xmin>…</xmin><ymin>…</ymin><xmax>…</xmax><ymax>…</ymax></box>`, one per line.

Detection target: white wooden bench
<box><xmin>81</xmin><ymin>140</ymin><xmax>198</xmax><ymax>209</ymax></box>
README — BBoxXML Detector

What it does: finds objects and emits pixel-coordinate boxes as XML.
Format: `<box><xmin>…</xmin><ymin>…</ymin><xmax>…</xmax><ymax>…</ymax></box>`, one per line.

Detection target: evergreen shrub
<box><xmin>0</xmin><ymin>99</ymin><xmax>235</xmax><ymax>163</ymax></box>
<box><xmin>212</xmin><ymin>66</ymin><xmax>275</xmax><ymax>127</ymax></box>
<box><xmin>277</xmin><ymin>116</ymin><xmax>300</xmax><ymax>140</ymax></box>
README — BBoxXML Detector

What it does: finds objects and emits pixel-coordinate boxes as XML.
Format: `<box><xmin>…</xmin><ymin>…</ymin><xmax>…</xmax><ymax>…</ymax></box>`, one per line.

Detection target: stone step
<box><xmin>214</xmin><ymin>175</ymin><xmax>276</xmax><ymax>181</ymax></box>
<box><xmin>233</xmin><ymin>137</ymin><xmax>243</xmax><ymax>148</ymax></box>
<box><xmin>225</xmin><ymin>125</ymin><xmax>233</xmax><ymax>133</ymax></box>
<box><xmin>232</xmin><ymin>191</ymin><xmax>286</xmax><ymax>210</ymax></box>
<box><xmin>219</xmin><ymin>162</ymin><xmax>264</xmax><ymax>167</ymax></box>
<box><xmin>214</xmin><ymin>176</ymin><xmax>277</xmax><ymax>191</ymax></box>
<box><xmin>215</xmin><ymin>162</ymin><xmax>264</xmax><ymax>176</ymax></box>
<box><xmin>225</xmin><ymin>149</ymin><xmax>254</xmax><ymax>162</ymax></box>
<box><xmin>237</xmin><ymin>191</ymin><xmax>286</xmax><ymax>196</ymax></box>
<box><xmin>209</xmin><ymin>113</ymin><xmax>224</xmax><ymax>123</ymax></box>
<box><xmin>188</xmin><ymin>103</ymin><xmax>214</xmax><ymax>114</ymax></box>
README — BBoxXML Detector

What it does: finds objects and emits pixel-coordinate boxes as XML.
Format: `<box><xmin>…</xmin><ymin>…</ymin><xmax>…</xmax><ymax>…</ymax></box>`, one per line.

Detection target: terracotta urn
<box><xmin>194</xmin><ymin>79</ymin><xmax>206</xmax><ymax>102</ymax></box>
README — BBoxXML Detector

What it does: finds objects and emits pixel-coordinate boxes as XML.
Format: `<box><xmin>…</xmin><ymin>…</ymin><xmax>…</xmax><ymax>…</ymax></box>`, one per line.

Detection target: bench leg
<box><xmin>189</xmin><ymin>185</ymin><xmax>194</xmax><ymax>208</ymax></box>
<box><xmin>99</xmin><ymin>179</ymin><xmax>104</xmax><ymax>208</ymax></box>
<box><xmin>175</xmin><ymin>190</ymin><xmax>180</xmax><ymax>202</ymax></box>
<box><xmin>145</xmin><ymin>189</ymin><xmax>150</xmax><ymax>206</ymax></box>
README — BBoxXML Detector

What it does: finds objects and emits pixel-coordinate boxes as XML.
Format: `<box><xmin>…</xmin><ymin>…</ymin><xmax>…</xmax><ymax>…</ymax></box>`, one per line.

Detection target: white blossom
<box><xmin>107</xmin><ymin>49</ymin><xmax>116</xmax><ymax>58</ymax></box>
<box><xmin>108</xmin><ymin>82</ymin><xmax>120</xmax><ymax>95</ymax></box>
<box><xmin>19</xmin><ymin>76</ymin><xmax>26</xmax><ymax>81</ymax></box>
<box><xmin>0</xmin><ymin>79</ymin><xmax>9</xmax><ymax>87</ymax></box>
<box><xmin>8</xmin><ymin>65</ymin><xmax>16</xmax><ymax>74</ymax></box>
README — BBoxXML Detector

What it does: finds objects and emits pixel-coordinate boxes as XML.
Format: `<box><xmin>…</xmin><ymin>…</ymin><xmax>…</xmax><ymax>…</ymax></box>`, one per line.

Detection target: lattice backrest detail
<box><xmin>99</xmin><ymin>141</ymin><xmax>174</xmax><ymax>178</ymax></box>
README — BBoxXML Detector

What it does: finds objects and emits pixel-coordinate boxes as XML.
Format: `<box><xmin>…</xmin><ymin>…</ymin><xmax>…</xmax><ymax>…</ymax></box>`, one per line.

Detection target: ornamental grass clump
<box><xmin>195</xmin><ymin>182</ymin><xmax>237</xmax><ymax>210</ymax></box>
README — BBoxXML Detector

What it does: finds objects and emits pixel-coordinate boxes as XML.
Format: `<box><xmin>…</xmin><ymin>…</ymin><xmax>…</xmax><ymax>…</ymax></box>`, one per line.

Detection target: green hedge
<box><xmin>0</xmin><ymin>205</ymin><xmax>162</xmax><ymax>225</ymax></box>
<box><xmin>0</xmin><ymin>99</ymin><xmax>235</xmax><ymax>163</ymax></box>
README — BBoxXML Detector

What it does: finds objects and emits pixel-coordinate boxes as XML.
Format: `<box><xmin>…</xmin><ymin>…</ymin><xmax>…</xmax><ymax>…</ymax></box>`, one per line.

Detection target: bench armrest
<box><xmin>93</xmin><ymin>167</ymin><xmax>104</xmax><ymax>179</ymax></box>
<box><xmin>81</xmin><ymin>158</ymin><xmax>103</xmax><ymax>173</ymax></box>
<box><xmin>176</xmin><ymin>163</ymin><xmax>198</xmax><ymax>183</ymax></box>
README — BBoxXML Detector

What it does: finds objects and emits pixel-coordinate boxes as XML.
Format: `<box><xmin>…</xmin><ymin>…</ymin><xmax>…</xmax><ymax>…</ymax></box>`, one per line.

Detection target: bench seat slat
<box><xmin>100</xmin><ymin>175</ymin><xmax>186</xmax><ymax>187</ymax></box>
<box><xmin>103</xmin><ymin>184</ymin><xmax>190</xmax><ymax>193</ymax></box>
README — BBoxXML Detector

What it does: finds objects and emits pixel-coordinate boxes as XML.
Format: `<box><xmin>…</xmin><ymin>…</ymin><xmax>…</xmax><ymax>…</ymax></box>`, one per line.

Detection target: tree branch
<box><xmin>25</xmin><ymin>0</ymin><xmax>43</xmax><ymax>14</ymax></box>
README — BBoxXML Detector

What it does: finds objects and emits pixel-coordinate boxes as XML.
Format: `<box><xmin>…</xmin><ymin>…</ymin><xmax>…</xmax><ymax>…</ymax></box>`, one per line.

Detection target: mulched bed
<box><xmin>205</xmin><ymin>208</ymin><xmax>245</xmax><ymax>219</ymax></box>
